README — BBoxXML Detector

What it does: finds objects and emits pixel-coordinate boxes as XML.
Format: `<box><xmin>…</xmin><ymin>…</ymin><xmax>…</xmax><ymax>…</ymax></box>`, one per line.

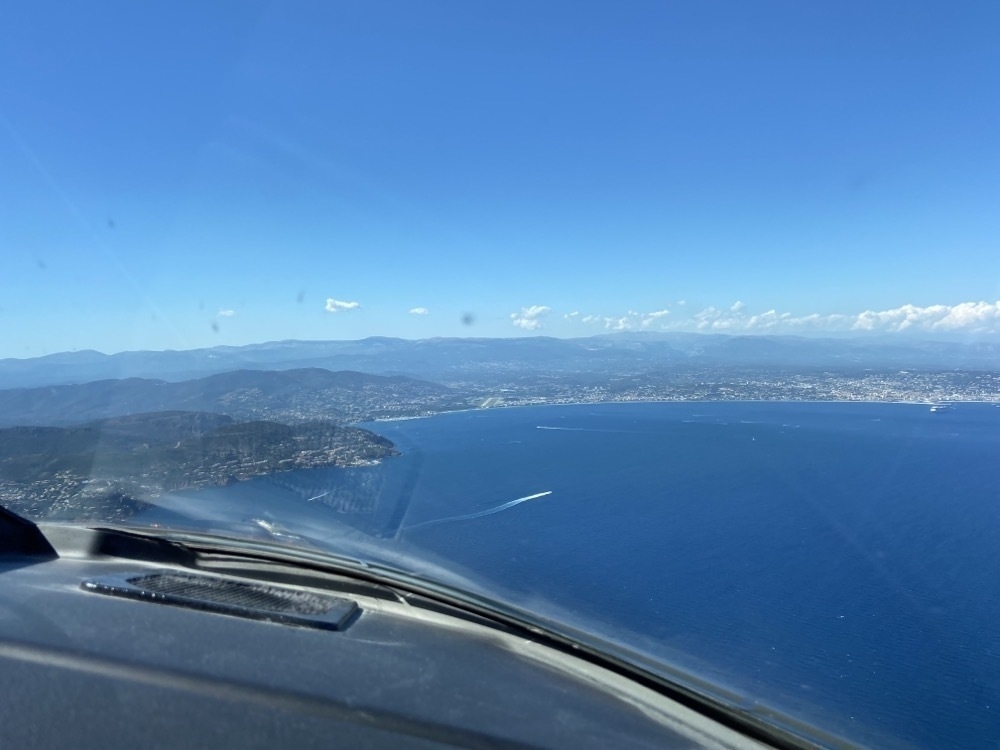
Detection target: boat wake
<box><xmin>403</xmin><ymin>491</ymin><xmax>552</xmax><ymax>531</ymax></box>
<box><xmin>536</xmin><ymin>425</ymin><xmax>641</xmax><ymax>433</ymax></box>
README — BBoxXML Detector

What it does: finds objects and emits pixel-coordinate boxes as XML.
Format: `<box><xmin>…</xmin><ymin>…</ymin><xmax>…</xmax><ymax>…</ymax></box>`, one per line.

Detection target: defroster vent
<box><xmin>81</xmin><ymin>570</ymin><xmax>359</xmax><ymax>631</ymax></box>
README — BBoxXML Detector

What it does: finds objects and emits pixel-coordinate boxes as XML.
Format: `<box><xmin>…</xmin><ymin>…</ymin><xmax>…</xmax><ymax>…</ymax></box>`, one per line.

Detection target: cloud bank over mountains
<box><xmin>518</xmin><ymin>300</ymin><xmax>1000</xmax><ymax>336</ymax></box>
<box><xmin>315</xmin><ymin>297</ymin><xmax>1000</xmax><ymax>336</ymax></box>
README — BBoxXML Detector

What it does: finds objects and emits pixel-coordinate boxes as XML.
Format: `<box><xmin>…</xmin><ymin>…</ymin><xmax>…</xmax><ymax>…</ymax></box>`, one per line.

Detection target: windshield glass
<box><xmin>3</xmin><ymin>2</ymin><xmax>999</xmax><ymax>747</ymax></box>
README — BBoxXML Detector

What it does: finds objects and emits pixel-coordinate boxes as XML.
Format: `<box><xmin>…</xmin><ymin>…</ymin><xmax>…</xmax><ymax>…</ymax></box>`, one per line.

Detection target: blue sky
<box><xmin>2</xmin><ymin>0</ymin><xmax>999</xmax><ymax>357</ymax></box>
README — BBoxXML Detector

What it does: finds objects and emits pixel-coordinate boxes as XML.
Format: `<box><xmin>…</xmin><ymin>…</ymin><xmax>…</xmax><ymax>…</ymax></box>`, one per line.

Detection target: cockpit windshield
<box><xmin>3</xmin><ymin>3</ymin><xmax>1000</xmax><ymax>747</ymax></box>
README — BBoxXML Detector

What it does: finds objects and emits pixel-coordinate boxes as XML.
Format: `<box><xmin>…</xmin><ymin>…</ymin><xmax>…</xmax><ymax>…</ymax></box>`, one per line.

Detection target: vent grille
<box><xmin>82</xmin><ymin>571</ymin><xmax>359</xmax><ymax>631</ymax></box>
<box><xmin>127</xmin><ymin>572</ymin><xmax>333</xmax><ymax>614</ymax></box>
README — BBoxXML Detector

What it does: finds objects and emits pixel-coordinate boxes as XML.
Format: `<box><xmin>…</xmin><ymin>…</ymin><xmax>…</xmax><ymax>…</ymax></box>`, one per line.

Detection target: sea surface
<box><xmin>149</xmin><ymin>402</ymin><xmax>1000</xmax><ymax>749</ymax></box>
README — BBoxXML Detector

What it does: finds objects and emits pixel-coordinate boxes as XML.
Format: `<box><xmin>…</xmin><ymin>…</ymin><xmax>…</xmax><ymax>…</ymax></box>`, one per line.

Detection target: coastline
<box><xmin>361</xmin><ymin>397</ymin><xmax>1000</xmax><ymax>427</ymax></box>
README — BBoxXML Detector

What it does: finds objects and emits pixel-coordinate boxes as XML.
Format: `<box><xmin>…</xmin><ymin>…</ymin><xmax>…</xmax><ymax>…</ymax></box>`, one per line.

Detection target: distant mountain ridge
<box><xmin>0</xmin><ymin>368</ymin><xmax>460</xmax><ymax>427</ymax></box>
<box><xmin>2</xmin><ymin>333</ymin><xmax>999</xmax><ymax>389</ymax></box>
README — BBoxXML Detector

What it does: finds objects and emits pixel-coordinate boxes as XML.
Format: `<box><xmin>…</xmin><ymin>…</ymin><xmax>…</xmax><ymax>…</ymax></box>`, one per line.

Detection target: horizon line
<box><xmin>3</xmin><ymin>329</ymin><xmax>1000</xmax><ymax>363</ymax></box>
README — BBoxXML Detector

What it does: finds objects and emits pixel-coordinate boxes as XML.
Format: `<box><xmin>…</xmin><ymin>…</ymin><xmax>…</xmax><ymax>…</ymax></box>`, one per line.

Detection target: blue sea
<box><xmin>150</xmin><ymin>402</ymin><xmax>1000</xmax><ymax>748</ymax></box>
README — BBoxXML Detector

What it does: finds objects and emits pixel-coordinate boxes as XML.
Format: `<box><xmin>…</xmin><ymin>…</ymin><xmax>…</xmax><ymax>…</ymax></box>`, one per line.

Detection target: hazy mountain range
<box><xmin>0</xmin><ymin>369</ymin><xmax>460</xmax><ymax>427</ymax></box>
<box><xmin>2</xmin><ymin>333</ymin><xmax>999</xmax><ymax>390</ymax></box>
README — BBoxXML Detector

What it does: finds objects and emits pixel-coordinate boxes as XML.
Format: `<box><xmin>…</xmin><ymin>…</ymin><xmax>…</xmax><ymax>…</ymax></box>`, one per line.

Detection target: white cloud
<box><xmin>518</xmin><ymin>300</ymin><xmax>999</xmax><ymax>336</ymax></box>
<box><xmin>325</xmin><ymin>298</ymin><xmax>360</xmax><ymax>313</ymax></box>
<box><xmin>572</xmin><ymin>309</ymin><xmax>671</xmax><ymax>331</ymax></box>
<box><xmin>852</xmin><ymin>301</ymin><xmax>1000</xmax><ymax>333</ymax></box>
<box><xmin>689</xmin><ymin>304</ymin><xmax>845</xmax><ymax>332</ymax></box>
<box><xmin>668</xmin><ymin>300</ymin><xmax>1000</xmax><ymax>335</ymax></box>
<box><xmin>216</xmin><ymin>309</ymin><xmax>236</xmax><ymax>318</ymax></box>
<box><xmin>745</xmin><ymin>309</ymin><xmax>791</xmax><ymax>329</ymax></box>
<box><xmin>641</xmin><ymin>309</ymin><xmax>670</xmax><ymax>328</ymax></box>
<box><xmin>936</xmin><ymin>301</ymin><xmax>1000</xmax><ymax>330</ymax></box>
<box><xmin>409</xmin><ymin>307</ymin><xmax>429</xmax><ymax>315</ymax></box>
<box><xmin>605</xmin><ymin>311</ymin><xmax>647</xmax><ymax>330</ymax></box>
<box><xmin>510</xmin><ymin>305</ymin><xmax>551</xmax><ymax>330</ymax></box>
